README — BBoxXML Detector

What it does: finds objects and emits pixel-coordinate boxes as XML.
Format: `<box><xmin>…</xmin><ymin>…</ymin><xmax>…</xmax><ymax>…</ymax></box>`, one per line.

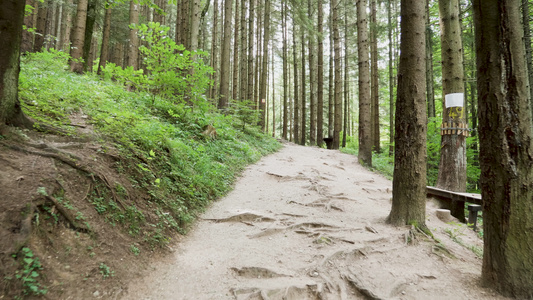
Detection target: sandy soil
<box><xmin>124</xmin><ymin>142</ymin><xmax>508</xmax><ymax>300</ymax></box>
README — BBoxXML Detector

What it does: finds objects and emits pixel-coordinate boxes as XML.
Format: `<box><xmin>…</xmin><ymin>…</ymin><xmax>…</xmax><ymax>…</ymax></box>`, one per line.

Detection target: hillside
<box><xmin>0</xmin><ymin>50</ymin><xmax>281</xmax><ymax>299</ymax></box>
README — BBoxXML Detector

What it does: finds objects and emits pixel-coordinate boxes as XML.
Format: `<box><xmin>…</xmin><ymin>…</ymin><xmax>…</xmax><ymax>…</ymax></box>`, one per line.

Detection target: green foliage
<box><xmin>228</xmin><ymin>99</ymin><xmax>261</xmax><ymax>130</ymax></box>
<box><xmin>99</xmin><ymin>263</ymin><xmax>114</xmax><ymax>279</ymax></box>
<box><xmin>102</xmin><ymin>22</ymin><xmax>213</xmax><ymax>106</ymax></box>
<box><xmin>13</xmin><ymin>248</ymin><xmax>47</xmax><ymax>296</ymax></box>
<box><xmin>19</xmin><ymin>48</ymin><xmax>281</xmax><ymax>249</ymax></box>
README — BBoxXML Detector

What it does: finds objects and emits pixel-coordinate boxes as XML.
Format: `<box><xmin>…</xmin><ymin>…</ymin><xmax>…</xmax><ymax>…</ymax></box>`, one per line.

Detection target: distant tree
<box><xmin>293</xmin><ymin>21</ymin><xmax>300</xmax><ymax>144</ymax></box>
<box><xmin>282</xmin><ymin>0</ymin><xmax>288</xmax><ymax>139</ymax></box>
<box><xmin>259</xmin><ymin>0</ymin><xmax>271</xmax><ymax>130</ymax></box>
<box><xmin>357</xmin><ymin>0</ymin><xmax>372</xmax><ymax>165</ymax></box>
<box><xmin>70</xmin><ymin>0</ymin><xmax>88</xmax><ymax>73</ymax></box>
<box><xmin>316</xmin><ymin>0</ymin><xmax>324</xmax><ymax>147</ymax></box>
<box><xmin>370</xmin><ymin>0</ymin><xmax>380</xmax><ymax>153</ymax></box>
<box><xmin>0</xmin><ymin>0</ymin><xmax>32</xmax><ymax>128</ymax></box>
<box><xmin>473</xmin><ymin>0</ymin><xmax>533</xmax><ymax>297</ymax></box>
<box><xmin>388</xmin><ymin>0</ymin><xmax>427</xmax><ymax>227</ymax></box>
<box><xmin>128</xmin><ymin>0</ymin><xmax>140</xmax><ymax>70</ymax></box>
<box><xmin>82</xmin><ymin>0</ymin><xmax>99</xmax><ymax>72</ymax></box>
<box><xmin>425</xmin><ymin>0</ymin><xmax>436</xmax><ymax>118</ymax></box>
<box><xmin>97</xmin><ymin>6</ymin><xmax>112</xmax><ymax>75</ymax></box>
<box><xmin>332</xmin><ymin>0</ymin><xmax>342</xmax><ymax>149</ymax></box>
<box><xmin>218</xmin><ymin>0</ymin><xmax>233</xmax><ymax>109</ymax></box>
<box><xmin>308</xmin><ymin>0</ymin><xmax>317</xmax><ymax>146</ymax></box>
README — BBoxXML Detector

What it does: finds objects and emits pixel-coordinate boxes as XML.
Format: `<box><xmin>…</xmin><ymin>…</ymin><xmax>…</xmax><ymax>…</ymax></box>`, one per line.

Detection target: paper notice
<box><xmin>445</xmin><ymin>93</ymin><xmax>464</xmax><ymax>108</ymax></box>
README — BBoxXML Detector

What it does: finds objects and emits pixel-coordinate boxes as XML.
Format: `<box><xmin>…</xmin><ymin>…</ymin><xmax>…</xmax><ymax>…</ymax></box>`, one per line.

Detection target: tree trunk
<box><xmin>388</xmin><ymin>0</ymin><xmax>395</xmax><ymax>156</ymax></box>
<box><xmin>259</xmin><ymin>0</ymin><xmax>270</xmax><ymax>130</ymax></box>
<box><xmin>370</xmin><ymin>0</ymin><xmax>380</xmax><ymax>152</ymax></box>
<box><xmin>128</xmin><ymin>1</ymin><xmax>140</xmax><ymax>70</ymax></box>
<box><xmin>522</xmin><ymin>0</ymin><xmax>533</xmax><ymax>120</ymax></box>
<box><xmin>239</xmin><ymin>0</ymin><xmax>248</xmax><ymax>100</ymax></box>
<box><xmin>44</xmin><ymin>0</ymin><xmax>56</xmax><ymax>50</ymax></box>
<box><xmin>60</xmin><ymin>0</ymin><xmax>73</xmax><ymax>52</ymax></box>
<box><xmin>0</xmin><ymin>0</ymin><xmax>32</xmax><ymax>128</ymax></box>
<box><xmin>316</xmin><ymin>0</ymin><xmax>324</xmax><ymax>147</ymax></box>
<box><xmin>247</xmin><ymin>0</ymin><xmax>255</xmax><ymax>103</ymax></box>
<box><xmin>209</xmin><ymin>0</ymin><xmax>219</xmax><ymax>101</ymax></box>
<box><xmin>282</xmin><ymin>0</ymin><xmax>288</xmax><ymax>139</ymax></box>
<box><xmin>232</xmin><ymin>0</ymin><xmax>240</xmax><ymax>101</ymax></box>
<box><xmin>328</xmin><ymin>14</ymin><xmax>334</xmax><ymax>140</ymax></box>
<box><xmin>21</xmin><ymin>0</ymin><xmax>37</xmax><ymax>53</ymax></box>
<box><xmin>69</xmin><ymin>0</ymin><xmax>88</xmax><ymax>73</ymax></box>
<box><xmin>473</xmin><ymin>0</ymin><xmax>533</xmax><ymax>297</ymax></box>
<box><xmin>300</xmin><ymin>27</ymin><xmax>307</xmax><ymax>145</ymax></box>
<box><xmin>357</xmin><ymin>0</ymin><xmax>372</xmax><ymax>165</ymax></box>
<box><xmin>308</xmin><ymin>0</ymin><xmax>316</xmax><ymax>146</ymax></box>
<box><xmin>293</xmin><ymin>21</ymin><xmax>300</xmax><ymax>144</ymax></box>
<box><xmin>33</xmin><ymin>0</ymin><xmax>47</xmax><ymax>52</ymax></box>
<box><xmin>82</xmin><ymin>0</ymin><xmax>98</xmax><ymax>72</ymax></box>
<box><xmin>436</xmin><ymin>0</ymin><xmax>467</xmax><ymax>220</ymax></box>
<box><xmin>97</xmin><ymin>7</ymin><xmax>112</xmax><ymax>75</ymax></box>
<box><xmin>332</xmin><ymin>0</ymin><xmax>342</xmax><ymax>149</ymax></box>
<box><xmin>189</xmin><ymin>0</ymin><xmax>200</xmax><ymax>52</ymax></box>
<box><xmin>425</xmin><ymin>0</ymin><xmax>436</xmax><ymax>118</ymax></box>
<box><xmin>388</xmin><ymin>0</ymin><xmax>427</xmax><ymax>227</ymax></box>
<box><xmin>218</xmin><ymin>0</ymin><xmax>233</xmax><ymax>109</ymax></box>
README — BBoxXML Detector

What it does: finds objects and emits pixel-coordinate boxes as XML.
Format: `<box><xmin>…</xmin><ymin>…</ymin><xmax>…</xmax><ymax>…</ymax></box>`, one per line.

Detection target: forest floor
<box><xmin>123</xmin><ymin>142</ymin><xmax>509</xmax><ymax>300</ymax></box>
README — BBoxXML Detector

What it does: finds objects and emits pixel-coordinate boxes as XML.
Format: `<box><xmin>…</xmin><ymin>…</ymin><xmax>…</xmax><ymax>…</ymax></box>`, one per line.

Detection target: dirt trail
<box><xmin>124</xmin><ymin>142</ymin><xmax>507</xmax><ymax>300</ymax></box>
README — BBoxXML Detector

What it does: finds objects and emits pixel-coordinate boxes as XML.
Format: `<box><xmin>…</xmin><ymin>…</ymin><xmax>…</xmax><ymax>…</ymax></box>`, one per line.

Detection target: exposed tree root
<box><xmin>40</xmin><ymin>195</ymin><xmax>93</xmax><ymax>234</ymax></box>
<box><xmin>231</xmin><ymin>267</ymin><xmax>291</xmax><ymax>279</ymax></box>
<box><xmin>205</xmin><ymin>212</ymin><xmax>276</xmax><ymax>223</ymax></box>
<box><xmin>342</xmin><ymin>270</ymin><xmax>384</xmax><ymax>300</ymax></box>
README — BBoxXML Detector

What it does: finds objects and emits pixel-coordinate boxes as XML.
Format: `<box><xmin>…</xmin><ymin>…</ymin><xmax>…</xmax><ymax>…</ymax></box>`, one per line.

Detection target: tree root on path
<box><xmin>342</xmin><ymin>270</ymin><xmax>385</xmax><ymax>300</ymax></box>
<box><xmin>204</xmin><ymin>212</ymin><xmax>276</xmax><ymax>223</ymax></box>
<box><xmin>231</xmin><ymin>267</ymin><xmax>291</xmax><ymax>279</ymax></box>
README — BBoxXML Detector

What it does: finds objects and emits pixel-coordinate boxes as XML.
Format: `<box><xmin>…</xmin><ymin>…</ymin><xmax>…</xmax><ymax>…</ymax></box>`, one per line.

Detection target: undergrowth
<box><xmin>18</xmin><ymin>48</ymin><xmax>281</xmax><ymax>247</ymax></box>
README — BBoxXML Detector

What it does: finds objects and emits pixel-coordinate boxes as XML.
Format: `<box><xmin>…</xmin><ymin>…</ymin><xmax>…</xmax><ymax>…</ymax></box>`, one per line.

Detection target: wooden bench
<box><xmin>426</xmin><ymin>186</ymin><xmax>482</xmax><ymax>229</ymax></box>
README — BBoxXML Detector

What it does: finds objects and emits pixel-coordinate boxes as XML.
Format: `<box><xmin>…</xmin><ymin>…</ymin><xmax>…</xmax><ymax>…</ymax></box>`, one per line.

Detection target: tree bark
<box><xmin>436</xmin><ymin>0</ymin><xmax>467</xmax><ymax>220</ymax></box>
<box><xmin>209</xmin><ymin>0</ymin><xmax>219</xmax><ymax>101</ymax></box>
<box><xmin>21</xmin><ymin>0</ymin><xmax>37</xmax><ymax>53</ymax></box>
<box><xmin>388</xmin><ymin>0</ymin><xmax>427</xmax><ymax>227</ymax></box>
<box><xmin>357</xmin><ymin>0</ymin><xmax>372</xmax><ymax>165</ymax></box>
<box><xmin>522</xmin><ymin>0</ymin><xmax>533</xmax><ymax>120</ymax></box>
<box><xmin>300</xmin><ymin>26</ymin><xmax>307</xmax><ymax>145</ymax></box>
<box><xmin>239</xmin><ymin>0</ymin><xmax>248</xmax><ymax>100</ymax></box>
<box><xmin>425</xmin><ymin>0</ymin><xmax>436</xmax><ymax>118</ymax></box>
<box><xmin>128</xmin><ymin>1</ymin><xmax>140</xmax><ymax>70</ymax></box>
<box><xmin>332</xmin><ymin>0</ymin><xmax>342</xmax><ymax>149</ymax></box>
<box><xmin>370</xmin><ymin>0</ymin><xmax>380</xmax><ymax>152</ymax></box>
<box><xmin>0</xmin><ymin>0</ymin><xmax>32</xmax><ymax>128</ymax></box>
<box><xmin>189</xmin><ymin>0</ymin><xmax>200</xmax><ymax>52</ymax></box>
<box><xmin>259</xmin><ymin>0</ymin><xmax>270</xmax><ymax>130</ymax></box>
<box><xmin>82</xmin><ymin>0</ymin><xmax>98</xmax><ymax>72</ymax></box>
<box><xmin>247</xmin><ymin>0</ymin><xmax>255</xmax><ymax>103</ymax></box>
<box><xmin>316</xmin><ymin>0</ymin><xmax>324</xmax><ymax>147</ymax></box>
<box><xmin>308</xmin><ymin>0</ymin><xmax>316</xmax><ymax>146</ymax></box>
<box><xmin>328</xmin><ymin>13</ymin><xmax>334</xmax><ymax>140</ymax></box>
<box><xmin>282</xmin><ymin>0</ymin><xmax>288</xmax><ymax>139</ymax></box>
<box><xmin>232</xmin><ymin>0</ymin><xmax>240</xmax><ymax>101</ymax></box>
<box><xmin>60</xmin><ymin>0</ymin><xmax>73</xmax><ymax>52</ymax></box>
<box><xmin>293</xmin><ymin>21</ymin><xmax>300</xmax><ymax>144</ymax></box>
<box><xmin>33</xmin><ymin>0</ymin><xmax>47</xmax><ymax>52</ymax></box>
<box><xmin>97</xmin><ymin>6</ymin><xmax>112</xmax><ymax>75</ymax></box>
<box><xmin>218</xmin><ymin>0</ymin><xmax>233</xmax><ymax>109</ymax></box>
<box><xmin>69</xmin><ymin>0</ymin><xmax>88</xmax><ymax>73</ymax></box>
<box><xmin>473</xmin><ymin>0</ymin><xmax>533</xmax><ymax>297</ymax></box>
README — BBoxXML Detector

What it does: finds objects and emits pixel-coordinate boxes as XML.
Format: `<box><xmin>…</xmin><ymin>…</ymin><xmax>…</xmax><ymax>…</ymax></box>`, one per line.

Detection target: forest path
<box><xmin>124</xmin><ymin>142</ymin><xmax>506</xmax><ymax>300</ymax></box>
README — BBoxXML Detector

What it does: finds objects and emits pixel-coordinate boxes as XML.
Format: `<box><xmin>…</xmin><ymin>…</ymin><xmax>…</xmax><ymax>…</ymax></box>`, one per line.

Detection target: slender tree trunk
<box><xmin>357</xmin><ymin>0</ymin><xmax>372</xmax><ymax>165</ymax></box>
<box><xmin>342</xmin><ymin>7</ymin><xmax>348</xmax><ymax>148</ymax></box>
<box><xmin>69</xmin><ymin>0</ymin><xmax>88</xmax><ymax>73</ymax></box>
<box><xmin>259</xmin><ymin>0</ymin><xmax>270</xmax><ymax>130</ymax></box>
<box><xmin>239</xmin><ymin>0</ymin><xmax>248</xmax><ymax>100</ymax></box>
<box><xmin>300</xmin><ymin>27</ymin><xmax>307</xmax><ymax>145</ymax></box>
<box><xmin>328</xmin><ymin>14</ymin><xmax>334</xmax><ymax>140</ymax></box>
<box><xmin>332</xmin><ymin>1</ymin><xmax>342</xmax><ymax>149</ymax></box>
<box><xmin>473</xmin><ymin>0</ymin><xmax>533</xmax><ymax>297</ymax></box>
<box><xmin>0</xmin><ymin>0</ymin><xmax>32</xmax><ymax>128</ymax></box>
<box><xmin>55</xmin><ymin>4</ymin><xmax>63</xmax><ymax>50</ymax></box>
<box><xmin>293</xmin><ymin>22</ymin><xmax>300</xmax><ymax>144</ymax></box>
<box><xmin>198</xmin><ymin>0</ymin><xmax>210</xmax><ymax>51</ymax></box>
<box><xmin>189</xmin><ymin>0</ymin><xmax>200</xmax><ymax>52</ymax></box>
<box><xmin>317</xmin><ymin>0</ymin><xmax>324</xmax><ymax>147</ymax></box>
<box><xmin>21</xmin><ymin>0</ymin><xmax>37</xmax><ymax>53</ymax></box>
<box><xmin>44</xmin><ymin>0</ymin><xmax>56</xmax><ymax>50</ymax></box>
<box><xmin>272</xmin><ymin>46</ymin><xmax>276</xmax><ymax>137</ymax></box>
<box><xmin>370</xmin><ymin>0</ymin><xmax>380</xmax><ymax>152</ymax></box>
<box><xmin>232</xmin><ymin>0</ymin><xmax>240</xmax><ymax>101</ymax></box>
<box><xmin>426</xmin><ymin>0</ymin><xmax>436</xmax><ymax>118</ymax></box>
<box><xmin>60</xmin><ymin>0</ymin><xmax>73</xmax><ymax>52</ymax></box>
<box><xmin>128</xmin><ymin>0</ymin><xmax>139</xmax><ymax>70</ymax></box>
<box><xmin>388</xmin><ymin>0</ymin><xmax>427</xmax><ymax>227</ymax></box>
<box><xmin>247</xmin><ymin>0</ymin><xmax>255</xmax><ymax>102</ymax></box>
<box><xmin>33</xmin><ymin>1</ymin><xmax>47</xmax><ymax>52</ymax></box>
<box><xmin>282</xmin><ymin>0</ymin><xmax>288</xmax><ymax>139</ymax></box>
<box><xmin>218</xmin><ymin>0</ymin><xmax>233</xmax><ymax>109</ymax></box>
<box><xmin>209</xmin><ymin>0</ymin><xmax>219</xmax><ymax>101</ymax></box>
<box><xmin>97</xmin><ymin>7</ymin><xmax>112</xmax><ymax>75</ymax></box>
<box><xmin>436</xmin><ymin>0</ymin><xmax>467</xmax><ymax>220</ymax></box>
<box><xmin>254</xmin><ymin>5</ymin><xmax>261</xmax><ymax>108</ymax></box>
<box><xmin>388</xmin><ymin>0</ymin><xmax>395</xmax><ymax>156</ymax></box>
<box><xmin>308</xmin><ymin>0</ymin><xmax>317</xmax><ymax>146</ymax></box>
<box><xmin>82</xmin><ymin>0</ymin><xmax>98</xmax><ymax>72</ymax></box>
<box><xmin>522</xmin><ymin>0</ymin><xmax>533</xmax><ymax>118</ymax></box>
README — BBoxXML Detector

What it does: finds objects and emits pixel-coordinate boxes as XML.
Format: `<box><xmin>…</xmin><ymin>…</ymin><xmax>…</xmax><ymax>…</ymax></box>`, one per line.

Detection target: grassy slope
<box><xmin>3</xmin><ymin>50</ymin><xmax>281</xmax><ymax>298</ymax></box>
